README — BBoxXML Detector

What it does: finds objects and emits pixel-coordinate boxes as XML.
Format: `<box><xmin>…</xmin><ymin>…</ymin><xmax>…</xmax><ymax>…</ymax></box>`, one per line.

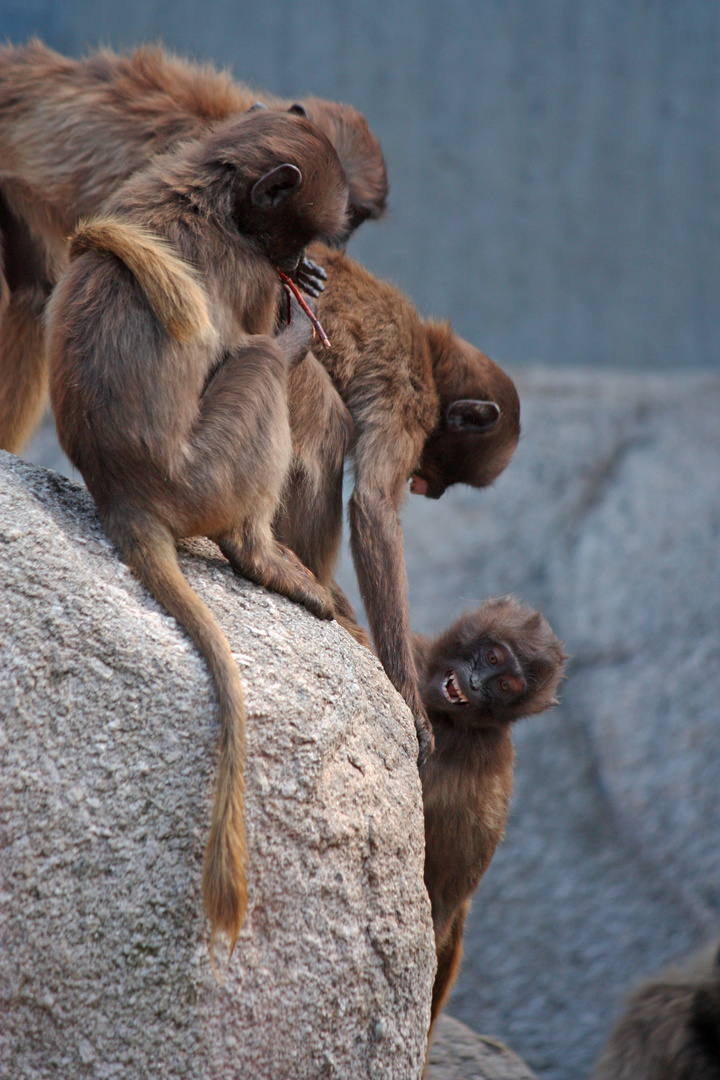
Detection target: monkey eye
<box><xmin>486</xmin><ymin>650</ymin><xmax>499</xmax><ymax>666</ymax></box>
<box><xmin>498</xmin><ymin>679</ymin><xmax>510</xmax><ymax>693</ymax></box>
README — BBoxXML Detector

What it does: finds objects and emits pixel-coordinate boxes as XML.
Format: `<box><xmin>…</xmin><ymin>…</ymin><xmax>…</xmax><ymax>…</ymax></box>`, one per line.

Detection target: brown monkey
<box><xmin>0</xmin><ymin>40</ymin><xmax>521</xmax><ymax>760</ymax></box>
<box><xmin>411</xmin><ymin>597</ymin><xmax>567</xmax><ymax>1028</ymax></box>
<box><xmin>45</xmin><ymin>108</ymin><xmax>349</xmax><ymax>956</ymax></box>
<box><xmin>593</xmin><ymin>940</ymin><xmax>720</xmax><ymax>1080</ymax></box>
<box><xmin>273</xmin><ymin>246</ymin><xmax>522</xmax><ymax>759</ymax></box>
<box><xmin>0</xmin><ymin>38</ymin><xmax>387</xmax><ymax>452</ymax></box>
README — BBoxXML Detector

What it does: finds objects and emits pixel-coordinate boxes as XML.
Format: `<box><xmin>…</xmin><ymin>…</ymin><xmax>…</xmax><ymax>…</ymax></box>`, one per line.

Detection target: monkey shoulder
<box><xmin>311</xmin><ymin>246</ymin><xmax>440</xmax><ymax>434</ymax></box>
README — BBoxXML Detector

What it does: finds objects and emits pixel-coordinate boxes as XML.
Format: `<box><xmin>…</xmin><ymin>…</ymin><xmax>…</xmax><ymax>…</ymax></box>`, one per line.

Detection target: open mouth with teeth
<box><xmin>443</xmin><ymin>670</ymin><xmax>469</xmax><ymax>705</ymax></box>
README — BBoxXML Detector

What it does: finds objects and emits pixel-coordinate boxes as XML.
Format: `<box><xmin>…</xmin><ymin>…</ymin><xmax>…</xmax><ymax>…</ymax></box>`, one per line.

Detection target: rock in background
<box><xmin>428</xmin><ymin>1016</ymin><xmax>538</xmax><ymax>1080</ymax></box>
<box><xmin>0</xmin><ymin>453</ymin><xmax>435</xmax><ymax>1080</ymax></box>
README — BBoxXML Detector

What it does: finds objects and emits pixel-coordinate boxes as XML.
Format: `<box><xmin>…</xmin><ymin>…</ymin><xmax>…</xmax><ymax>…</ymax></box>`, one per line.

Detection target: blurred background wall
<box><xmin>1</xmin><ymin>0</ymin><xmax>718</xmax><ymax>373</ymax></box>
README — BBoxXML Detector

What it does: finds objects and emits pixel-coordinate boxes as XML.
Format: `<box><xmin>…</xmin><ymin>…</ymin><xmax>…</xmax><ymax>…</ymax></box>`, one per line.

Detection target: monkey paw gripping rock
<box><xmin>0</xmin><ymin>453</ymin><xmax>435</xmax><ymax>1080</ymax></box>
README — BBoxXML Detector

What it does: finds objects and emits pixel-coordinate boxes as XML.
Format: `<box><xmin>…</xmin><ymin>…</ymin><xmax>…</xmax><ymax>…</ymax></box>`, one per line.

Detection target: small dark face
<box><xmin>425</xmin><ymin>637</ymin><xmax>527</xmax><ymax>724</ymax></box>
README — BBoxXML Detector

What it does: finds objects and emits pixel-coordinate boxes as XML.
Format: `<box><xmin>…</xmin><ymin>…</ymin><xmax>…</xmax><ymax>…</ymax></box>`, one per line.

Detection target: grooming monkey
<box><xmin>411</xmin><ymin>597</ymin><xmax>566</xmax><ymax>1029</ymax></box>
<box><xmin>0</xmin><ymin>38</ymin><xmax>387</xmax><ymax>452</ymax></box>
<box><xmin>0</xmin><ymin>39</ymin><xmax>521</xmax><ymax>759</ymax></box>
<box><xmin>45</xmin><ymin>108</ymin><xmax>350</xmax><ymax>955</ymax></box>
<box><xmin>274</xmin><ymin>246</ymin><xmax>522</xmax><ymax>759</ymax></box>
<box><xmin>593</xmin><ymin>940</ymin><xmax>720</xmax><ymax>1080</ymax></box>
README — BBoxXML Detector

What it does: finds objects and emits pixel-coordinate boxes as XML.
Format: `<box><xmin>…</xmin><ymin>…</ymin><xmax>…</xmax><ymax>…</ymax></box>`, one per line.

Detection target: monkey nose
<box><xmin>469</xmin><ymin>673</ymin><xmax>480</xmax><ymax>691</ymax></box>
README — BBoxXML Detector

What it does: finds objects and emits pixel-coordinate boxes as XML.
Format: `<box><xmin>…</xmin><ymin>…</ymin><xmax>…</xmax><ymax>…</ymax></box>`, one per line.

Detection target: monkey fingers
<box><xmin>415</xmin><ymin>714</ymin><xmax>435</xmax><ymax>765</ymax></box>
<box><xmin>291</xmin><ymin>256</ymin><xmax>327</xmax><ymax>298</ymax></box>
<box><xmin>276</xmin><ymin>293</ymin><xmax>315</xmax><ymax>367</ymax></box>
<box><xmin>276</xmin><ymin>270</ymin><xmax>332</xmax><ymax>348</ymax></box>
<box><xmin>218</xmin><ymin>534</ymin><xmax>334</xmax><ymax>621</ymax></box>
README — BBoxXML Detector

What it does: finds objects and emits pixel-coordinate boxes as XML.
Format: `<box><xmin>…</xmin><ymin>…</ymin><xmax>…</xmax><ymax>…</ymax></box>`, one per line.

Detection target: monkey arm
<box><xmin>409</xmin><ymin>631</ymin><xmax>433</xmax><ymax>676</ymax></box>
<box><xmin>348</xmin><ymin>430</ymin><xmax>433</xmax><ymax>761</ymax></box>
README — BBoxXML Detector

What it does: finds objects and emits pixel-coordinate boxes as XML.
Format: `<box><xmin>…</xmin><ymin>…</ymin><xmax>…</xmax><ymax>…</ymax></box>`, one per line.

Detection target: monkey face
<box><xmin>417</xmin><ymin>328</ymin><xmax>521</xmax><ymax>497</ymax></box>
<box><xmin>421</xmin><ymin>599</ymin><xmax>567</xmax><ymax>726</ymax></box>
<box><xmin>424</xmin><ymin>635</ymin><xmax>528</xmax><ymax>725</ymax></box>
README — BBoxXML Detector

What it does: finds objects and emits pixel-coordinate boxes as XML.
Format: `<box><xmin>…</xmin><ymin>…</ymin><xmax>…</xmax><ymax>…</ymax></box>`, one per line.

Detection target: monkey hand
<box><xmin>275</xmin><ymin>292</ymin><xmax>315</xmax><ymax>367</ymax></box>
<box><xmin>292</xmin><ymin>256</ymin><xmax>327</xmax><ymax>298</ymax></box>
<box><xmin>415</xmin><ymin>705</ymin><xmax>435</xmax><ymax>765</ymax></box>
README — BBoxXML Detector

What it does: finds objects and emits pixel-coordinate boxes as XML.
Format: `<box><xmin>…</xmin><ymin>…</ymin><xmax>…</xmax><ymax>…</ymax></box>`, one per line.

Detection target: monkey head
<box><xmin>209</xmin><ymin>109</ymin><xmax>350</xmax><ymax>274</ymax></box>
<box><xmin>300</xmin><ymin>97</ymin><xmax>388</xmax><ymax>239</ymax></box>
<box><xmin>242</xmin><ymin>98</ymin><xmax>387</xmax><ymax>244</ymax></box>
<box><xmin>411</xmin><ymin>323</ymin><xmax>520</xmax><ymax>499</ymax></box>
<box><xmin>420</xmin><ymin>597</ymin><xmax>566</xmax><ymax>727</ymax></box>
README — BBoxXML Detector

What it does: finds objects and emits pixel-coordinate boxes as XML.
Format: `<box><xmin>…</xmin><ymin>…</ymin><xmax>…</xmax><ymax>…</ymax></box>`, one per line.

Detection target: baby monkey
<box><xmin>46</xmin><ymin>107</ymin><xmax>349</xmax><ymax>957</ymax></box>
<box><xmin>414</xmin><ymin>596</ymin><xmax>567</xmax><ymax>1029</ymax></box>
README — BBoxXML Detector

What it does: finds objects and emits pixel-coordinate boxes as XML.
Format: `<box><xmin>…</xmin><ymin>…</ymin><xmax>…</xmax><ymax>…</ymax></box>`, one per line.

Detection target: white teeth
<box><xmin>443</xmin><ymin>671</ymin><xmax>469</xmax><ymax>705</ymax></box>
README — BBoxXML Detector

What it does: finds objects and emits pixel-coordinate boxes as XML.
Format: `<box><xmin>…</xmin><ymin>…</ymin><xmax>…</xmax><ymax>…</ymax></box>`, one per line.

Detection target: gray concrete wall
<box><xmin>2</xmin><ymin>0</ymin><xmax>718</xmax><ymax>371</ymax></box>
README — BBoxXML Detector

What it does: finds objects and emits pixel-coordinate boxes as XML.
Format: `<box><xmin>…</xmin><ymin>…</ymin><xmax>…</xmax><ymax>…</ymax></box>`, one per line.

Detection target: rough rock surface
<box><xmin>0</xmin><ymin>453</ymin><xmax>435</xmax><ymax>1080</ymax></box>
<box><xmin>427</xmin><ymin>1016</ymin><xmax>537</xmax><ymax>1080</ymax></box>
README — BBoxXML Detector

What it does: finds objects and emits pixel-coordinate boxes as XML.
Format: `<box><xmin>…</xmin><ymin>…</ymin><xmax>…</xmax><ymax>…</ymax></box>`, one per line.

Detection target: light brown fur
<box><xmin>0</xmin><ymin>38</ymin><xmax>387</xmax><ymax>451</ymax></box>
<box><xmin>46</xmin><ymin>108</ymin><xmax>349</xmax><ymax>957</ymax></box>
<box><xmin>413</xmin><ymin>597</ymin><xmax>566</xmax><ymax>1031</ymax></box>
<box><xmin>70</xmin><ymin>218</ymin><xmax>211</xmax><ymax>344</ymax></box>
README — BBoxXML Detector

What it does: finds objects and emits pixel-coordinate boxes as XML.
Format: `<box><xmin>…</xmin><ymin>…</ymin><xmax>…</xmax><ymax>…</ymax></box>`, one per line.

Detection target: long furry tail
<box><xmin>116</xmin><ymin>518</ymin><xmax>247</xmax><ymax>961</ymax></box>
<box><xmin>70</xmin><ymin>216</ymin><xmax>212</xmax><ymax>344</ymax></box>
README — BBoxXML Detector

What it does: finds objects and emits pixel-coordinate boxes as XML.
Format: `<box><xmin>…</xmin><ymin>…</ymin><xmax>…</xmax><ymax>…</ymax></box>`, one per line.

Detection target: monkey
<box><xmin>44</xmin><ymin>107</ymin><xmax>350</xmax><ymax>957</ymax></box>
<box><xmin>272</xmin><ymin>246</ymin><xmax>522</xmax><ymax>761</ymax></box>
<box><xmin>0</xmin><ymin>41</ymin><xmax>521</xmax><ymax>761</ymax></box>
<box><xmin>408</xmin><ymin>597</ymin><xmax>567</xmax><ymax>1029</ymax></box>
<box><xmin>592</xmin><ymin>939</ymin><xmax>720</xmax><ymax>1080</ymax></box>
<box><xmin>0</xmin><ymin>38</ymin><xmax>387</xmax><ymax>452</ymax></box>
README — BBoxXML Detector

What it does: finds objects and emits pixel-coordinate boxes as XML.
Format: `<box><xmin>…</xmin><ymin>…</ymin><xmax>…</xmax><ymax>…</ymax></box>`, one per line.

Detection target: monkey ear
<box><xmin>250</xmin><ymin>164</ymin><xmax>303</xmax><ymax>208</ymax></box>
<box><xmin>246</xmin><ymin>101</ymin><xmax>269</xmax><ymax>113</ymax></box>
<box><xmin>446</xmin><ymin>400</ymin><xmax>501</xmax><ymax>433</ymax></box>
<box><xmin>288</xmin><ymin>102</ymin><xmax>308</xmax><ymax>118</ymax></box>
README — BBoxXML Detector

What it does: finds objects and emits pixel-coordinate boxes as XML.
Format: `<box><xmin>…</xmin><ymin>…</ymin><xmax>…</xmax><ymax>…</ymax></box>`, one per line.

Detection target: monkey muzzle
<box><xmin>410</xmin><ymin>473</ymin><xmax>446</xmax><ymax>499</ymax></box>
<box><xmin>443</xmin><ymin>670</ymin><xmax>469</xmax><ymax>705</ymax></box>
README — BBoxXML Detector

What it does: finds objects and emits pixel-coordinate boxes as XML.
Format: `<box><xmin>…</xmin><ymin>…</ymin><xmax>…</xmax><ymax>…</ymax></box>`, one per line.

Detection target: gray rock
<box><xmin>428</xmin><ymin>1016</ymin><xmax>538</xmax><ymax>1080</ymax></box>
<box><xmin>0</xmin><ymin>452</ymin><xmax>436</xmax><ymax>1080</ymax></box>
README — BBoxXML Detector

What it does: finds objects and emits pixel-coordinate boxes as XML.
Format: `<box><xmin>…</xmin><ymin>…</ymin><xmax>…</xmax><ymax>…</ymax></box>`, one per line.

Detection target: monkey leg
<box><xmin>429</xmin><ymin>902</ymin><xmax>469</xmax><ymax>1035</ymax></box>
<box><xmin>152</xmin><ymin>343</ymin><xmax>335</xmax><ymax>622</ymax></box>
<box><xmin>0</xmin><ymin>286</ymin><xmax>49</xmax><ymax>452</ymax></box>
<box><xmin>275</xmin><ymin>352</ymin><xmax>365</xmax><ymax>633</ymax></box>
<box><xmin>276</xmin><ymin>352</ymin><xmax>353</xmax><ymax>577</ymax></box>
<box><xmin>218</xmin><ymin>532</ymin><xmax>334</xmax><ymax>621</ymax></box>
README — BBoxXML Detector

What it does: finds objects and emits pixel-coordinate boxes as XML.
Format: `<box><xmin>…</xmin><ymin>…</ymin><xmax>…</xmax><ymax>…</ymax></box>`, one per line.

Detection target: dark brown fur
<box><xmin>45</xmin><ymin>109</ymin><xmax>349</xmax><ymax>958</ymax></box>
<box><xmin>273</xmin><ymin>247</ymin><xmax>522</xmax><ymax>759</ymax></box>
<box><xmin>412</xmin><ymin>597</ymin><xmax>566</xmax><ymax>1029</ymax></box>
<box><xmin>593</xmin><ymin>940</ymin><xmax>720</xmax><ymax>1080</ymax></box>
<box><xmin>0</xmin><ymin>39</ymin><xmax>387</xmax><ymax>451</ymax></box>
